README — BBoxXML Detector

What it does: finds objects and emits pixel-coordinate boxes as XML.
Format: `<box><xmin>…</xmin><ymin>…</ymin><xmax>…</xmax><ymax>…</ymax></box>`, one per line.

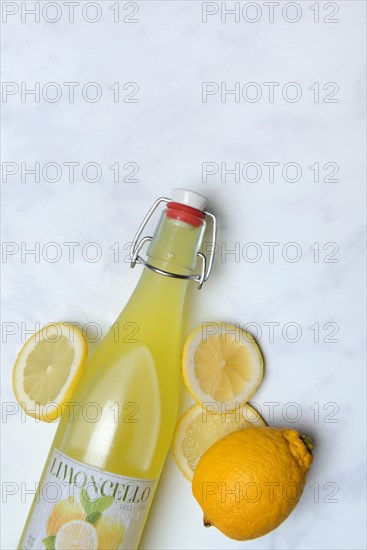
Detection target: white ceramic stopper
<box><xmin>171</xmin><ymin>188</ymin><xmax>208</xmax><ymax>211</ymax></box>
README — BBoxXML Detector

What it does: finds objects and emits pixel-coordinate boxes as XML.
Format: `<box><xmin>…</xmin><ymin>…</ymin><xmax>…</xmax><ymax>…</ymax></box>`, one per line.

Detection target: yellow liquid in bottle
<box><xmin>19</xmin><ymin>215</ymin><xmax>205</xmax><ymax>550</ymax></box>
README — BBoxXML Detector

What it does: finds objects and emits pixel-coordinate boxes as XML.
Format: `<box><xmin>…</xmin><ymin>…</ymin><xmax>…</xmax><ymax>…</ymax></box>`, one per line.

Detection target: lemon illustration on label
<box><xmin>42</xmin><ymin>488</ymin><xmax>125</xmax><ymax>550</ymax></box>
<box><xmin>46</xmin><ymin>497</ymin><xmax>84</xmax><ymax>536</ymax></box>
<box><xmin>96</xmin><ymin>517</ymin><xmax>126</xmax><ymax>549</ymax></box>
<box><xmin>54</xmin><ymin>520</ymin><xmax>98</xmax><ymax>550</ymax></box>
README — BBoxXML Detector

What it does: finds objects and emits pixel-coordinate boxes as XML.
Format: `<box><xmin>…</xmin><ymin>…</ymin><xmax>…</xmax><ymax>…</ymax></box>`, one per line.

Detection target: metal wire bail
<box><xmin>130</xmin><ymin>196</ymin><xmax>217</xmax><ymax>289</ymax></box>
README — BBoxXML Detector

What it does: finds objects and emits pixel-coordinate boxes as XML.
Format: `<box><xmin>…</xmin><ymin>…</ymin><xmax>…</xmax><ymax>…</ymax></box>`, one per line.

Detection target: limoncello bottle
<box><xmin>19</xmin><ymin>189</ymin><xmax>216</xmax><ymax>550</ymax></box>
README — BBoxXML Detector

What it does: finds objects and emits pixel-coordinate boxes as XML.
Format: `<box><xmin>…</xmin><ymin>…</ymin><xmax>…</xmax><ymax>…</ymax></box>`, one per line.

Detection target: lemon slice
<box><xmin>55</xmin><ymin>520</ymin><xmax>98</xmax><ymax>550</ymax></box>
<box><xmin>182</xmin><ymin>323</ymin><xmax>264</xmax><ymax>410</ymax></box>
<box><xmin>172</xmin><ymin>402</ymin><xmax>265</xmax><ymax>481</ymax></box>
<box><xmin>13</xmin><ymin>323</ymin><xmax>87</xmax><ymax>422</ymax></box>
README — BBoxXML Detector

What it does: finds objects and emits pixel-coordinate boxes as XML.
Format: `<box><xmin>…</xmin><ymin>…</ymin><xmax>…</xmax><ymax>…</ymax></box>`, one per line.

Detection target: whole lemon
<box><xmin>192</xmin><ymin>427</ymin><xmax>313</xmax><ymax>541</ymax></box>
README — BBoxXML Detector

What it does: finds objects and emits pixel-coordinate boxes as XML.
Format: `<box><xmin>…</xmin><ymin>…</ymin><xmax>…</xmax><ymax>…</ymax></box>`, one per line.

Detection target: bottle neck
<box><xmin>122</xmin><ymin>210</ymin><xmax>205</xmax><ymax>323</ymax></box>
<box><xmin>146</xmin><ymin>210</ymin><xmax>206</xmax><ymax>277</ymax></box>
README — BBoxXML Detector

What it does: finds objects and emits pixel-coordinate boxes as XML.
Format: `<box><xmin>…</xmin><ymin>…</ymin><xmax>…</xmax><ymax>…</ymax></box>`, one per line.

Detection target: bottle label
<box><xmin>22</xmin><ymin>448</ymin><xmax>156</xmax><ymax>550</ymax></box>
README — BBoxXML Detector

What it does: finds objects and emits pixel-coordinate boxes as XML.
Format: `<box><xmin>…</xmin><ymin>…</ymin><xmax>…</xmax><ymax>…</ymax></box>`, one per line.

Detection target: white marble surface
<box><xmin>1</xmin><ymin>1</ymin><xmax>366</xmax><ymax>549</ymax></box>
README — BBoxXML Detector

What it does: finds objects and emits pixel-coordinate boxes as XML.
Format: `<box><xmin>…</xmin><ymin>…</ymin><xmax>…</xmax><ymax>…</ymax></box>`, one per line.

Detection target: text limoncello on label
<box><xmin>19</xmin><ymin>189</ymin><xmax>217</xmax><ymax>550</ymax></box>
